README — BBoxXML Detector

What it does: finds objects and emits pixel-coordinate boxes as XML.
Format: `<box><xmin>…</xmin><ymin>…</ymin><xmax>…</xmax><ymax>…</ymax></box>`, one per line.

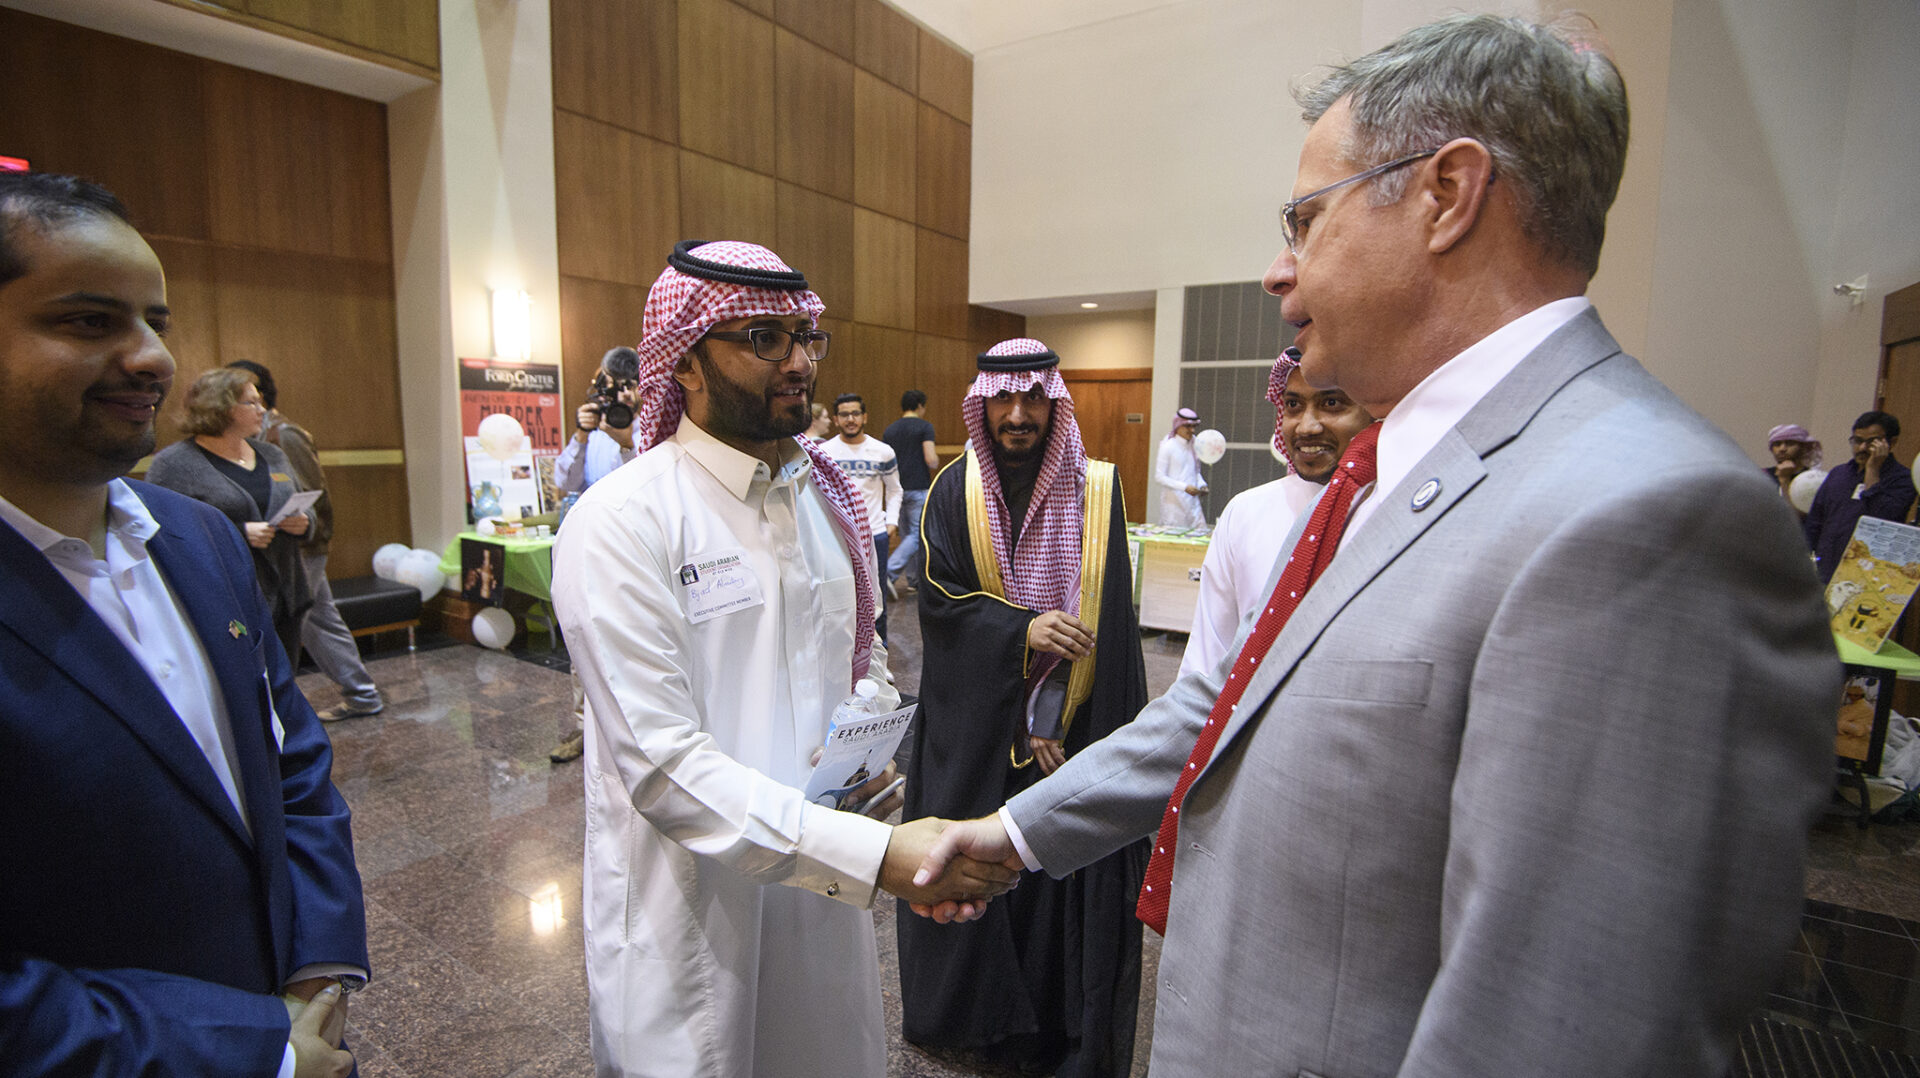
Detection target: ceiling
<box><xmin>883</xmin><ymin>0</ymin><xmax>1195</xmax><ymax>55</ymax></box>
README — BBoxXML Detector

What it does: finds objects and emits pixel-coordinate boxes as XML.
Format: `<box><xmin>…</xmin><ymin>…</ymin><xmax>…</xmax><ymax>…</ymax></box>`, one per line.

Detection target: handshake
<box><xmin>879</xmin><ymin>815</ymin><xmax>1024</xmax><ymax>924</ymax></box>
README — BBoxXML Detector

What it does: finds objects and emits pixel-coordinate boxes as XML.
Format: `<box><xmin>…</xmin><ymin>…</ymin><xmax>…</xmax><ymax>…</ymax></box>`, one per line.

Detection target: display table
<box><xmin>1833</xmin><ymin>634</ymin><xmax>1920</xmax><ymax>826</ymax></box>
<box><xmin>1130</xmin><ymin>526</ymin><xmax>1211</xmax><ymax>633</ymax></box>
<box><xmin>438</xmin><ymin>531</ymin><xmax>559</xmax><ymax>645</ymax></box>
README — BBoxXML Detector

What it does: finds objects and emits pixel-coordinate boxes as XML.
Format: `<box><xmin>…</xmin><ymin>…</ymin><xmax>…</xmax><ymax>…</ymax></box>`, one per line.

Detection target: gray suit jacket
<box><xmin>1008</xmin><ymin>309</ymin><xmax>1837</xmax><ymax>1077</ymax></box>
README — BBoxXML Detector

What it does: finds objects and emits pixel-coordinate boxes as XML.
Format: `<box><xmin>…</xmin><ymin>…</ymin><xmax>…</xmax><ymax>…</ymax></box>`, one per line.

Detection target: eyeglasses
<box><xmin>703</xmin><ymin>326</ymin><xmax>832</xmax><ymax>362</ymax></box>
<box><xmin>1280</xmin><ymin>149</ymin><xmax>1438</xmax><ymax>254</ymax></box>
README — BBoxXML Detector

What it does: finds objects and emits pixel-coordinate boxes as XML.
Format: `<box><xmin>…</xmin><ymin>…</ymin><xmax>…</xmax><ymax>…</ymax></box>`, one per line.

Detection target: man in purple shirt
<box><xmin>1805</xmin><ymin>410</ymin><xmax>1916</xmax><ymax>581</ymax></box>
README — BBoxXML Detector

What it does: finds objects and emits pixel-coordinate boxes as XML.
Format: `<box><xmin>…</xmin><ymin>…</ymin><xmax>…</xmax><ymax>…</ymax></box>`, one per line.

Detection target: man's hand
<box><xmin>576</xmin><ymin>402</ymin><xmax>602</xmax><ymax>433</ymax></box>
<box><xmin>1184</xmin><ymin>484</ymin><xmax>1203</xmax><ymax>496</ymax></box>
<box><xmin>1865</xmin><ymin>437</ymin><xmax>1891</xmax><ymax>486</ymax></box>
<box><xmin>888</xmin><ymin>524</ymin><xmax>899</xmax><ymax>546</ymax></box>
<box><xmin>1028</xmin><ymin>610</ymin><xmax>1094</xmax><ymax>660</ymax></box>
<box><xmin>277</xmin><ymin>511</ymin><xmax>309</xmax><ymax>536</ymax></box>
<box><xmin>849</xmin><ymin>760</ymin><xmax>905</xmax><ymax>818</ymax></box>
<box><xmin>881</xmin><ymin>817</ymin><xmax>1019</xmax><ymax>920</ymax></box>
<box><xmin>905</xmin><ymin>814</ymin><xmax>1022</xmax><ymax>923</ymax></box>
<box><xmin>287</xmin><ymin>983</ymin><xmax>353</xmax><ymax>1078</ymax></box>
<box><xmin>243</xmin><ymin>521</ymin><xmax>275</xmax><ymax>549</ymax></box>
<box><xmin>1030</xmin><ymin>736</ymin><xmax>1065</xmax><ymax>774</ymax></box>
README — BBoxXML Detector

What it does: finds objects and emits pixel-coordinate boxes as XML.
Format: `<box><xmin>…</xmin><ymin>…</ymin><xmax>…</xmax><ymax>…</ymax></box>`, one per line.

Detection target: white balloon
<box><xmin>476</xmin><ymin>412</ymin><xmax>527</xmax><ymax>462</ymax></box>
<box><xmin>1789</xmin><ymin>468</ymin><xmax>1827</xmax><ymax>514</ymax></box>
<box><xmin>471</xmin><ymin>606</ymin><xmax>516</xmax><ymax>650</ymax></box>
<box><xmin>372</xmin><ymin>542</ymin><xmax>411</xmax><ymax>580</ymax></box>
<box><xmin>475</xmin><ymin>518</ymin><xmax>497</xmax><ymax>536</ymax></box>
<box><xmin>1194</xmin><ymin>428</ymin><xmax>1227</xmax><ymax>465</ymax></box>
<box><xmin>395</xmin><ymin>549</ymin><xmax>446</xmax><ymax>601</ymax></box>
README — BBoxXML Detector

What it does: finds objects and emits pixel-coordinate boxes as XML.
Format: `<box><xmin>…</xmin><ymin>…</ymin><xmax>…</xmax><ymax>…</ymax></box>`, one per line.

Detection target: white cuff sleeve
<box><xmin>999</xmin><ymin>805</ymin><xmax>1043</xmax><ymax>872</ymax></box>
<box><xmin>791</xmin><ymin>801</ymin><xmax>895</xmax><ymax>908</ymax></box>
<box><xmin>276</xmin><ymin>1043</ymin><xmax>297</xmax><ymax>1078</ymax></box>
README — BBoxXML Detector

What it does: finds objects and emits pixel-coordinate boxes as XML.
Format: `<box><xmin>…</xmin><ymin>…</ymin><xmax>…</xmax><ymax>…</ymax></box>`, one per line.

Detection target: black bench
<box><xmin>330</xmin><ymin>576</ymin><xmax>423</xmax><ymax>651</ymax></box>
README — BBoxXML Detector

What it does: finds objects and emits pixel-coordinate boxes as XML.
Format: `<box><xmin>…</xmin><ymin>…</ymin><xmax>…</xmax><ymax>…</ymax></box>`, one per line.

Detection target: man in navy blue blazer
<box><xmin>0</xmin><ymin>172</ymin><xmax>368</xmax><ymax>1076</ymax></box>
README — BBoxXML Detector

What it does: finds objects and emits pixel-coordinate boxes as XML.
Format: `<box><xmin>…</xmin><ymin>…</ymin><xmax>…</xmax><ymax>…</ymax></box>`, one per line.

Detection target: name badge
<box><xmin>679</xmin><ymin>548</ymin><xmax>766</xmax><ymax>624</ymax></box>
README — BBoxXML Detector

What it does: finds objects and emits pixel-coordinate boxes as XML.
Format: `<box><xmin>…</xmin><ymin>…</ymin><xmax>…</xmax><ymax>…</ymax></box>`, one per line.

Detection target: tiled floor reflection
<box><xmin>306</xmin><ymin>601</ymin><xmax>1920</xmax><ymax>1075</ymax></box>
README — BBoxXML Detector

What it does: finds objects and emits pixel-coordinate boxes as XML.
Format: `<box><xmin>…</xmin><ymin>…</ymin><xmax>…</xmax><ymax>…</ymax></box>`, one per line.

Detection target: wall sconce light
<box><xmin>1080</xmin><ymin>302</ymin><xmax>1100</xmax><ymax>309</ymax></box>
<box><xmin>1833</xmin><ymin>275</ymin><xmax>1869</xmax><ymax>309</ymax></box>
<box><xmin>492</xmin><ymin>287</ymin><xmax>532</xmax><ymax>362</ymax></box>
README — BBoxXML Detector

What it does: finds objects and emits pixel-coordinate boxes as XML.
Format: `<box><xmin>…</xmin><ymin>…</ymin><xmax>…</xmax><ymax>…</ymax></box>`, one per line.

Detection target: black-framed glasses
<box><xmin>1280</xmin><ymin>149</ymin><xmax>1438</xmax><ymax>254</ymax></box>
<box><xmin>703</xmin><ymin>326</ymin><xmax>832</xmax><ymax>362</ymax></box>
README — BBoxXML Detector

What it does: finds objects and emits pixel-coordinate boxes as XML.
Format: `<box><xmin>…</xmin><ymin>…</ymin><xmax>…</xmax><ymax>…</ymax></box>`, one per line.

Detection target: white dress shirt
<box><xmin>556</xmin><ymin>417</ymin><xmax>899</xmax><ymax>1077</ymax></box>
<box><xmin>0</xmin><ymin>480</ymin><xmax>255</xmax><ymax>829</ymax></box>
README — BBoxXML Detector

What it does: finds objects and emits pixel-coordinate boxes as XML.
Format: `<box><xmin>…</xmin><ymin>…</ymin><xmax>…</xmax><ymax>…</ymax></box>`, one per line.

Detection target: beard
<box><xmin>697</xmin><ymin>353</ymin><xmax>812</xmax><ymax>442</ymax></box>
<box><xmin>992</xmin><ymin>422</ymin><xmax>1050</xmax><ymax>467</ymax></box>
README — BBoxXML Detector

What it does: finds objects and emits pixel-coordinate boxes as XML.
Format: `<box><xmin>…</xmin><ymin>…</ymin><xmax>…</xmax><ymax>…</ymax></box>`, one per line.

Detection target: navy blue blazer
<box><xmin>0</xmin><ymin>480</ymin><xmax>368</xmax><ymax>1076</ymax></box>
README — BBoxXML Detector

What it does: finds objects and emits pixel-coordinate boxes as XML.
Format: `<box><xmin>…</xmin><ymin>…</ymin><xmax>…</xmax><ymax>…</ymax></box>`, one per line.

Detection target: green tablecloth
<box><xmin>439</xmin><ymin>531</ymin><xmax>557</xmax><ymax>603</ymax></box>
<box><xmin>1835</xmin><ymin>634</ymin><xmax>1920</xmax><ymax>679</ymax></box>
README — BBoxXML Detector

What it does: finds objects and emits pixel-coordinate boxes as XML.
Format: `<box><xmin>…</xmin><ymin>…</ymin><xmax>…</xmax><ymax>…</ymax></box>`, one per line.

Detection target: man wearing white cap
<box><xmin>552</xmin><ymin>240</ymin><xmax>1016</xmax><ymax>1077</ymax></box>
<box><xmin>1154</xmin><ymin>405</ymin><xmax>1207</xmax><ymax>527</ymax></box>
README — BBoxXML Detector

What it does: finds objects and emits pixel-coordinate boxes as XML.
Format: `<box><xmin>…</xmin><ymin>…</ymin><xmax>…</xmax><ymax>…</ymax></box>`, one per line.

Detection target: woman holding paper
<box><xmin>148</xmin><ymin>366</ymin><xmax>313</xmax><ymax>663</ymax></box>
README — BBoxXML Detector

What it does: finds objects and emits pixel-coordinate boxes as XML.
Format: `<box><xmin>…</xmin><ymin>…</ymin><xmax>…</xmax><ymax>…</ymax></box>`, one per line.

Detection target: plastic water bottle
<box><xmin>556</xmin><ymin>491</ymin><xmax>579</xmax><ymax>531</ymax></box>
<box><xmin>829</xmin><ymin>678</ymin><xmax>882</xmax><ymax>733</ymax></box>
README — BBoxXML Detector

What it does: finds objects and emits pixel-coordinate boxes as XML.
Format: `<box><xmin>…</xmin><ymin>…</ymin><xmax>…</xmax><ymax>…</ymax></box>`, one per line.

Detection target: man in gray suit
<box><xmin>910</xmin><ymin>14</ymin><xmax>1837</xmax><ymax>1077</ymax></box>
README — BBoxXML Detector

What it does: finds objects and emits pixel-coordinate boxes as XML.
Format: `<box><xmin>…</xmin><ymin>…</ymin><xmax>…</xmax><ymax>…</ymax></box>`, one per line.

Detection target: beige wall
<box><xmin>965</xmin><ymin>0</ymin><xmax>1920</xmax><ymax>465</ymax></box>
<box><xmin>1027</xmin><ymin>309</ymin><xmax>1156</xmax><ymax>369</ymax></box>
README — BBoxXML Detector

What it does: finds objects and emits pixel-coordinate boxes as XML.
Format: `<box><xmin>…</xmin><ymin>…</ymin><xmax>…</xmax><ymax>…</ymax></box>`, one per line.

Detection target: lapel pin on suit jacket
<box><xmin>228</xmin><ymin>619</ymin><xmax>246</xmax><ymax>639</ymax></box>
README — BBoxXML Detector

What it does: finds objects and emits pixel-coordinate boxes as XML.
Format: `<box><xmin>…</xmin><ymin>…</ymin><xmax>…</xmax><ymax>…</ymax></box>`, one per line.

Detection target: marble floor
<box><xmin>306</xmin><ymin>592</ymin><xmax>1920</xmax><ymax>1076</ymax></box>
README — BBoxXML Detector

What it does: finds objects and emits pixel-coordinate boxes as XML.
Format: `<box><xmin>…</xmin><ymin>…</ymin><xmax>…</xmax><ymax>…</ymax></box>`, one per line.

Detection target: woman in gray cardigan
<box><xmin>147</xmin><ymin>368</ymin><xmax>313</xmax><ymax>664</ymax></box>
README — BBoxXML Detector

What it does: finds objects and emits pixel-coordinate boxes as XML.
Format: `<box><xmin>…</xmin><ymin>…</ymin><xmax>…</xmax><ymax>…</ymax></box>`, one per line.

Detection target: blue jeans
<box><xmin>887</xmin><ymin>487</ymin><xmax>928</xmax><ymax>584</ymax></box>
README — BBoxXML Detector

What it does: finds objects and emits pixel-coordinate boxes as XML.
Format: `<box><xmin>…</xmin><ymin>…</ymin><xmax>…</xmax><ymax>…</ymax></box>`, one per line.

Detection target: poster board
<box><xmin>458</xmin><ymin>358</ymin><xmax>565</xmax><ymax>521</ymax></box>
<box><xmin>1825</xmin><ymin>515</ymin><xmax>1920</xmax><ymax>652</ymax></box>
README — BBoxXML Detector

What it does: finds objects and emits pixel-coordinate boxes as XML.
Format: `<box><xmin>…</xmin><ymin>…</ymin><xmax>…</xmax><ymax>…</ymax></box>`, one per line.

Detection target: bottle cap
<box><xmin>855</xmin><ymin>679</ymin><xmax>879</xmax><ymax>701</ymax></box>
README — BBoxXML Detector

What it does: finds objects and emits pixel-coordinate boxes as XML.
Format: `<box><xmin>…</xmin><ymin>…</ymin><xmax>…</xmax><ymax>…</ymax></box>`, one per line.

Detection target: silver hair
<box><xmin>1295</xmin><ymin>13</ymin><xmax>1629</xmax><ymax>278</ymax></box>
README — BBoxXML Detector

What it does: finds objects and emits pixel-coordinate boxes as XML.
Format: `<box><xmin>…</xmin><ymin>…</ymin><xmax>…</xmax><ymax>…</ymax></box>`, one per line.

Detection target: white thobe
<box><xmin>1155</xmin><ymin>435</ymin><xmax>1207</xmax><ymax>528</ymax></box>
<box><xmin>1177</xmin><ymin>473</ymin><xmax>1322</xmax><ymax>678</ymax></box>
<box><xmin>554</xmin><ymin>418</ymin><xmax>900</xmax><ymax>1078</ymax></box>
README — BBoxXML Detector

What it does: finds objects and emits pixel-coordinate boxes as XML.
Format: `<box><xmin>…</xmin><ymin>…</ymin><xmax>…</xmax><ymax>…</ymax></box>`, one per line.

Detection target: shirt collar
<box><xmin>1373</xmin><ymin>296</ymin><xmax>1591</xmax><ymax>501</ymax></box>
<box><xmin>0</xmin><ymin>477</ymin><xmax>159</xmax><ymax>554</ymax></box>
<box><xmin>673</xmin><ymin>417</ymin><xmax>806</xmax><ymax>501</ymax></box>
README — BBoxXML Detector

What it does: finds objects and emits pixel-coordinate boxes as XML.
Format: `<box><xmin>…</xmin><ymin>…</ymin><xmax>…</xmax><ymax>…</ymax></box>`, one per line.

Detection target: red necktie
<box><xmin>1137</xmin><ymin>423</ymin><xmax>1380</xmax><ymax>935</ymax></box>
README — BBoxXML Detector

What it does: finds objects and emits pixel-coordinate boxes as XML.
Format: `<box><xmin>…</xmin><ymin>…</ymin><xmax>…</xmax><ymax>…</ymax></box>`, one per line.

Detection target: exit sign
<box><xmin>0</xmin><ymin>156</ymin><xmax>29</xmax><ymax>173</ymax></box>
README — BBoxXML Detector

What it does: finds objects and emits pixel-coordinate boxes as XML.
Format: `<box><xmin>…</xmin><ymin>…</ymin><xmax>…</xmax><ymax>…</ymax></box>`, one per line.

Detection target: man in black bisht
<box><xmin>900</xmin><ymin>337</ymin><xmax>1147</xmax><ymax>1077</ymax></box>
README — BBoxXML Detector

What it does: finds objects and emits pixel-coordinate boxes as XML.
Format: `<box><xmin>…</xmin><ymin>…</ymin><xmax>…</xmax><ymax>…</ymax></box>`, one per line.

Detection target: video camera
<box><xmin>584</xmin><ymin>346</ymin><xmax>641</xmax><ymax>430</ymax></box>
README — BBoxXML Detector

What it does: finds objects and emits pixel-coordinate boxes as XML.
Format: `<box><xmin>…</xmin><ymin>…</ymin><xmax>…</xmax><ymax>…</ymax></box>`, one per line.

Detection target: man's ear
<box><xmin>671</xmin><ymin>350</ymin><xmax>701</xmax><ymax>395</ymax></box>
<box><xmin>1422</xmin><ymin>137</ymin><xmax>1496</xmax><ymax>256</ymax></box>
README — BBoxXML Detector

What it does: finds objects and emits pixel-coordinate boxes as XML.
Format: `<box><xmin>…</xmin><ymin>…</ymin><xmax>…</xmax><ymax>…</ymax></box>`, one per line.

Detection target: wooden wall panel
<box><xmin>916</xmin><ymin>30</ymin><xmax>972</xmax><ymax>124</ymax></box>
<box><xmin>776</xmin><ymin>183</ymin><xmax>855</xmax><ymax>316</ymax></box>
<box><xmin>145</xmin><ymin>239</ymin><xmax>221</xmax><ymax>441</ymax></box>
<box><xmin>210</xmin><ymin>247</ymin><xmax>403</xmax><ymax>451</ymax></box>
<box><xmin>733</xmin><ymin>0</ymin><xmax>775</xmax><ymax>16</ymax></box>
<box><xmin>775</xmin><ymin>0</ymin><xmax>854</xmax><ymax>59</ymax></box>
<box><xmin>243</xmin><ymin>0</ymin><xmax>439</xmax><ymax>70</ymax></box>
<box><xmin>916</xmin><ymin>103</ymin><xmax>970</xmax><ymax>239</ymax></box>
<box><xmin>680</xmin><ymin>151</ymin><xmax>778</xmax><ymax>248</ymax></box>
<box><xmin>775</xmin><ymin>30</ymin><xmax>855</xmax><ymax>200</ymax></box>
<box><xmin>839</xmin><ymin>323</ymin><xmax>917</xmax><ymax>430</ymax></box>
<box><xmin>0</xmin><ymin>12</ymin><xmax>212</xmax><ymax>242</ymax></box>
<box><xmin>205</xmin><ymin>66</ymin><xmax>392</xmax><ymax>262</ymax></box>
<box><xmin>969</xmin><ymin>304</ymin><xmax>1027</xmax><ymax>353</ymax></box>
<box><xmin>853</xmin><ymin>208</ymin><xmax>916</xmax><ymax>329</ymax></box>
<box><xmin>853</xmin><ymin>71</ymin><xmax>916</xmax><ymax>219</ymax></box>
<box><xmin>552</xmin><ymin>0</ymin><xmax>679</xmax><ymax>143</ymax></box>
<box><xmin>325</xmin><ymin>465</ymin><xmax>414</xmax><ymax>578</ymax></box>
<box><xmin>678</xmin><ymin>0</ymin><xmax>776</xmax><ymax>173</ymax></box>
<box><xmin>554</xmin><ymin>112</ymin><xmax>681</xmax><ymax>286</ymax></box>
<box><xmin>914</xmin><ymin>334</ymin><xmax>977</xmax><ymax>445</ymax></box>
<box><xmin>560</xmin><ymin>274</ymin><xmax>653</xmax><ymax>410</ymax></box>
<box><xmin>854</xmin><ymin>0</ymin><xmax>917</xmax><ymax>94</ymax></box>
<box><xmin>916</xmin><ymin>228</ymin><xmax>969</xmax><ymax>339</ymax></box>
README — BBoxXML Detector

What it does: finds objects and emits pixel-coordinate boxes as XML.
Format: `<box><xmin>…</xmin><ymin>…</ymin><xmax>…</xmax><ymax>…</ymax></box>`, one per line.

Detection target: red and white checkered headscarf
<box><xmin>965</xmin><ymin>338</ymin><xmax>1088</xmax><ymax>686</ymax></box>
<box><xmin>631</xmin><ymin>240</ymin><xmax>874</xmax><ymax>687</ymax></box>
<box><xmin>1267</xmin><ymin>347</ymin><xmax>1301</xmax><ymax>466</ymax></box>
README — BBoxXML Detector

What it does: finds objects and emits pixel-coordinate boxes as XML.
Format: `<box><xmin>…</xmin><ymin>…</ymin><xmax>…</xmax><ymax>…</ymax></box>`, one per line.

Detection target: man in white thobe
<box><xmin>1155</xmin><ymin>406</ymin><xmax>1207</xmax><ymax>527</ymax></box>
<box><xmin>554</xmin><ymin>240</ymin><xmax>1013</xmax><ymax>1077</ymax></box>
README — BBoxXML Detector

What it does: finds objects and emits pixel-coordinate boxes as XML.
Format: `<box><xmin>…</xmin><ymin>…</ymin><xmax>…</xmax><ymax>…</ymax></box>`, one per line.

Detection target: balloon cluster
<box><xmin>373</xmin><ymin>542</ymin><xmax>448</xmax><ymax>602</ymax></box>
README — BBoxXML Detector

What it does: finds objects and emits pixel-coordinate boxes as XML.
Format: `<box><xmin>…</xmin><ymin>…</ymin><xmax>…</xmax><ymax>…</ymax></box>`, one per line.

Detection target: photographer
<box><xmin>556</xmin><ymin>346</ymin><xmax>642</xmax><ymax>495</ymax></box>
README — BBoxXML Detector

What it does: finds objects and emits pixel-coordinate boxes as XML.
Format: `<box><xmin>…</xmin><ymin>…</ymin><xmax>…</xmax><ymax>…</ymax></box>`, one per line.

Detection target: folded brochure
<box><xmin>804</xmin><ymin>703</ymin><xmax>915</xmax><ymax>811</ymax></box>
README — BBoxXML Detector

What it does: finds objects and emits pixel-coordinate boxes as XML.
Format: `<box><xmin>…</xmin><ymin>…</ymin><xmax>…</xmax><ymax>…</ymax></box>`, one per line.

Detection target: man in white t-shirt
<box><xmin>823</xmin><ymin>392</ymin><xmax>902</xmax><ymax>641</ymax></box>
<box><xmin>1180</xmin><ymin>348</ymin><xmax>1373</xmax><ymax>677</ymax></box>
